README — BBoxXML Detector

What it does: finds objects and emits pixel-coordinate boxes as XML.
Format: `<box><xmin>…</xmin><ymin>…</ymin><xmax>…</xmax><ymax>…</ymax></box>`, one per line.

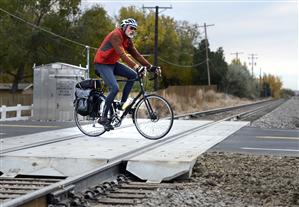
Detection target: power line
<box><xmin>0</xmin><ymin>7</ymin><xmax>98</xmax><ymax>75</ymax></box>
<box><xmin>0</xmin><ymin>7</ymin><xmax>89</xmax><ymax>49</ymax></box>
<box><xmin>0</xmin><ymin>7</ymin><xmax>212</xmax><ymax>72</ymax></box>
<box><xmin>158</xmin><ymin>57</ymin><xmax>206</xmax><ymax>68</ymax></box>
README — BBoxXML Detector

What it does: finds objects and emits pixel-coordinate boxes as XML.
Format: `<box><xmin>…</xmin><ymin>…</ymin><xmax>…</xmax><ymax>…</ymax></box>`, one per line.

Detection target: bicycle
<box><xmin>74</xmin><ymin>69</ymin><xmax>174</xmax><ymax>140</ymax></box>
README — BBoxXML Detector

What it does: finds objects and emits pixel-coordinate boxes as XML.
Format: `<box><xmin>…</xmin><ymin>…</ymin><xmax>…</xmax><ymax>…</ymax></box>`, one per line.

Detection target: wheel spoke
<box><xmin>134</xmin><ymin>95</ymin><xmax>174</xmax><ymax>139</ymax></box>
<box><xmin>74</xmin><ymin>111</ymin><xmax>106</xmax><ymax>137</ymax></box>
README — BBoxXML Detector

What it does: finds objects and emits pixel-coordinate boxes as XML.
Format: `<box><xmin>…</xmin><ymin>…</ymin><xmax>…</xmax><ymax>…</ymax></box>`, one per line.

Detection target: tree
<box><xmin>223</xmin><ymin>62</ymin><xmax>259</xmax><ymax>98</ymax></box>
<box><xmin>72</xmin><ymin>5</ymin><xmax>114</xmax><ymax>76</ymax></box>
<box><xmin>0</xmin><ymin>0</ymin><xmax>35</xmax><ymax>91</ymax></box>
<box><xmin>0</xmin><ymin>0</ymin><xmax>81</xmax><ymax>92</ymax></box>
<box><xmin>280</xmin><ymin>88</ymin><xmax>294</xmax><ymax>98</ymax></box>
<box><xmin>193</xmin><ymin>40</ymin><xmax>228</xmax><ymax>88</ymax></box>
<box><xmin>162</xmin><ymin>20</ymin><xmax>200</xmax><ymax>86</ymax></box>
<box><xmin>231</xmin><ymin>58</ymin><xmax>242</xmax><ymax>65</ymax></box>
<box><xmin>175</xmin><ymin>20</ymin><xmax>200</xmax><ymax>66</ymax></box>
<box><xmin>209</xmin><ymin>47</ymin><xmax>228</xmax><ymax>90</ymax></box>
<box><xmin>261</xmin><ymin>74</ymin><xmax>282</xmax><ymax>98</ymax></box>
<box><xmin>193</xmin><ymin>39</ymin><xmax>208</xmax><ymax>85</ymax></box>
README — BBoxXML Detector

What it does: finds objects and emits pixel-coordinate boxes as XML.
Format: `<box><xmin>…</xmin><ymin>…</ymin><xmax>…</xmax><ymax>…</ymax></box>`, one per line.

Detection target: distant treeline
<box><xmin>0</xmin><ymin>0</ymin><xmax>288</xmax><ymax>98</ymax></box>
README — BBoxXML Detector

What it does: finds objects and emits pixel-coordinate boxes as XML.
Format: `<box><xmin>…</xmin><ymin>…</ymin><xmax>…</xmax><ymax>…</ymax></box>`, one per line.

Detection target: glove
<box><xmin>136</xmin><ymin>65</ymin><xmax>147</xmax><ymax>78</ymax></box>
<box><xmin>148</xmin><ymin>65</ymin><xmax>161</xmax><ymax>76</ymax></box>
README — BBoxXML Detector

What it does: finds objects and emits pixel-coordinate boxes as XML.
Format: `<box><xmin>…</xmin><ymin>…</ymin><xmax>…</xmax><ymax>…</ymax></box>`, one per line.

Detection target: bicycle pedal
<box><xmin>104</xmin><ymin>124</ymin><xmax>114</xmax><ymax>131</ymax></box>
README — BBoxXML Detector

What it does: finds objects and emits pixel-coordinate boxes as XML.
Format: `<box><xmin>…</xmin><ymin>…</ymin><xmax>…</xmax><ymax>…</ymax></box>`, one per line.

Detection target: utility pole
<box><xmin>86</xmin><ymin>45</ymin><xmax>90</xmax><ymax>79</ymax></box>
<box><xmin>248</xmin><ymin>53</ymin><xmax>258</xmax><ymax>77</ymax></box>
<box><xmin>259</xmin><ymin>67</ymin><xmax>262</xmax><ymax>97</ymax></box>
<box><xmin>231</xmin><ymin>51</ymin><xmax>243</xmax><ymax>62</ymax></box>
<box><xmin>143</xmin><ymin>5</ymin><xmax>172</xmax><ymax>90</ymax></box>
<box><xmin>199</xmin><ymin>23</ymin><xmax>214</xmax><ymax>86</ymax></box>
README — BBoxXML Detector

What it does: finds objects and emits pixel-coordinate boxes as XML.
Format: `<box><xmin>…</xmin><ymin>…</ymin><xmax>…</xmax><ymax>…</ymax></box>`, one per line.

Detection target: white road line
<box><xmin>1</xmin><ymin>124</ymin><xmax>59</xmax><ymax>128</ymax></box>
<box><xmin>256</xmin><ymin>136</ymin><xmax>299</xmax><ymax>140</ymax></box>
<box><xmin>241</xmin><ymin>147</ymin><xmax>299</xmax><ymax>152</ymax></box>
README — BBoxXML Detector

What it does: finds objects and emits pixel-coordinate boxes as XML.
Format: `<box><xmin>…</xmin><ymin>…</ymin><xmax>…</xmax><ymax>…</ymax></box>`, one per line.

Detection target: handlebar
<box><xmin>136</xmin><ymin>65</ymin><xmax>160</xmax><ymax>81</ymax></box>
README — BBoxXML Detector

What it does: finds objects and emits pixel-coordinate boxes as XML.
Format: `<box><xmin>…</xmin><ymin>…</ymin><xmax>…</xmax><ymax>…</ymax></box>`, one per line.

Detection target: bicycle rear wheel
<box><xmin>74</xmin><ymin>111</ymin><xmax>106</xmax><ymax>137</ymax></box>
<box><xmin>133</xmin><ymin>94</ymin><xmax>174</xmax><ymax>140</ymax></box>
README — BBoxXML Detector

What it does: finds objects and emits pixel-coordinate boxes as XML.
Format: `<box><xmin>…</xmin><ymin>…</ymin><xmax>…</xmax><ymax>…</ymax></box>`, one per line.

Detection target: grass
<box><xmin>156</xmin><ymin>88</ymin><xmax>253</xmax><ymax>115</ymax></box>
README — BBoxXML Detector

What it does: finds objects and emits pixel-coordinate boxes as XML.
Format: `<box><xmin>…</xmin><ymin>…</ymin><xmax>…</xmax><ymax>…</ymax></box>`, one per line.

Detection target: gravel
<box><xmin>135</xmin><ymin>97</ymin><xmax>299</xmax><ymax>207</ymax></box>
<box><xmin>251</xmin><ymin>97</ymin><xmax>299</xmax><ymax>129</ymax></box>
<box><xmin>138</xmin><ymin>152</ymin><xmax>299</xmax><ymax>207</ymax></box>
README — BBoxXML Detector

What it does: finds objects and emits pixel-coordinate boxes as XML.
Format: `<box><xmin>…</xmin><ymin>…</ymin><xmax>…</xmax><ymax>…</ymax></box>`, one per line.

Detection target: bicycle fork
<box><xmin>143</xmin><ymin>98</ymin><xmax>158</xmax><ymax>121</ymax></box>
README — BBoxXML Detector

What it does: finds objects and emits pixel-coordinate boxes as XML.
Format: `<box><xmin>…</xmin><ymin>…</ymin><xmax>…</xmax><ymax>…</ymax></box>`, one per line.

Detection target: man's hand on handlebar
<box><xmin>136</xmin><ymin>65</ymin><xmax>162</xmax><ymax>79</ymax></box>
<box><xmin>147</xmin><ymin>65</ymin><xmax>162</xmax><ymax>76</ymax></box>
<box><xmin>136</xmin><ymin>66</ymin><xmax>147</xmax><ymax>78</ymax></box>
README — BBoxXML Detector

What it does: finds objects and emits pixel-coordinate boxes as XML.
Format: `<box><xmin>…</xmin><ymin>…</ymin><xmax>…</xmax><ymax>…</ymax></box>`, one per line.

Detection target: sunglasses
<box><xmin>129</xmin><ymin>26</ymin><xmax>137</xmax><ymax>31</ymax></box>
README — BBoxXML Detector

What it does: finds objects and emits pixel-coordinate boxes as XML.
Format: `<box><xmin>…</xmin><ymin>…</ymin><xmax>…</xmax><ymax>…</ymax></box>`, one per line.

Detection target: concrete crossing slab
<box><xmin>126</xmin><ymin>121</ymin><xmax>250</xmax><ymax>182</ymax></box>
<box><xmin>1</xmin><ymin>120</ymin><xmax>211</xmax><ymax>177</ymax></box>
<box><xmin>1</xmin><ymin>127</ymin><xmax>81</xmax><ymax>151</ymax></box>
<box><xmin>0</xmin><ymin>119</ymin><xmax>136</xmax><ymax>151</ymax></box>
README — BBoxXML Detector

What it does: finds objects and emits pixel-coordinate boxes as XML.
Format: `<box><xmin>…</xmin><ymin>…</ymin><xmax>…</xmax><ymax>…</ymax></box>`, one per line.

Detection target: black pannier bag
<box><xmin>74</xmin><ymin>79</ymin><xmax>102</xmax><ymax>116</ymax></box>
<box><xmin>75</xmin><ymin>79</ymin><xmax>101</xmax><ymax>90</ymax></box>
<box><xmin>88</xmin><ymin>90</ymin><xmax>103</xmax><ymax>117</ymax></box>
<box><xmin>74</xmin><ymin>88</ymin><xmax>92</xmax><ymax>116</ymax></box>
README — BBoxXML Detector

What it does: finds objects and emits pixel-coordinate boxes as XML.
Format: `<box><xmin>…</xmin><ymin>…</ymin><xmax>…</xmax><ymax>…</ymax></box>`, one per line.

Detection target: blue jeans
<box><xmin>94</xmin><ymin>62</ymin><xmax>137</xmax><ymax>117</ymax></box>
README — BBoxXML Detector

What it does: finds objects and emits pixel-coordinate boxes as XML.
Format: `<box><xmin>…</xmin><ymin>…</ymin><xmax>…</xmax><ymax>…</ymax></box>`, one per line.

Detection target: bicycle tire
<box><xmin>74</xmin><ymin>110</ymin><xmax>106</xmax><ymax>137</ymax></box>
<box><xmin>133</xmin><ymin>94</ymin><xmax>174</xmax><ymax>140</ymax></box>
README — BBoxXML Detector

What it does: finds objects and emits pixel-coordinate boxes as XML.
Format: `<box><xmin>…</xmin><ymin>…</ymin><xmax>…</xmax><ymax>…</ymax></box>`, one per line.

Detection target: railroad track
<box><xmin>0</xmin><ymin>99</ymin><xmax>285</xmax><ymax>207</ymax></box>
<box><xmin>175</xmin><ymin>98</ymin><xmax>284</xmax><ymax>121</ymax></box>
<box><xmin>55</xmin><ymin>174</ymin><xmax>183</xmax><ymax>206</ymax></box>
<box><xmin>1</xmin><ymin>98</ymin><xmax>278</xmax><ymax>155</ymax></box>
<box><xmin>0</xmin><ymin>177</ymin><xmax>63</xmax><ymax>206</ymax></box>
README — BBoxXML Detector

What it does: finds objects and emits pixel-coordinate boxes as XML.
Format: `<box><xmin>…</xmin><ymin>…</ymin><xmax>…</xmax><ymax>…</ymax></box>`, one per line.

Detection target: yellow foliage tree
<box><xmin>262</xmin><ymin>74</ymin><xmax>283</xmax><ymax>98</ymax></box>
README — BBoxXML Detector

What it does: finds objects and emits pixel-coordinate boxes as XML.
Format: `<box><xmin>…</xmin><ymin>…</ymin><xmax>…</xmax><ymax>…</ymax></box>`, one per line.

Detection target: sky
<box><xmin>81</xmin><ymin>0</ymin><xmax>299</xmax><ymax>90</ymax></box>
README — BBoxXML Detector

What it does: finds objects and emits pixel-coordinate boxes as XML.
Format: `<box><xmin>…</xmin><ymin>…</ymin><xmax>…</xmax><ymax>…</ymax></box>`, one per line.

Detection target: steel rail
<box><xmin>222</xmin><ymin>99</ymin><xmax>283</xmax><ymax>121</ymax></box>
<box><xmin>174</xmin><ymin>98</ymin><xmax>273</xmax><ymax>119</ymax></box>
<box><xmin>237</xmin><ymin>99</ymin><xmax>285</xmax><ymax>121</ymax></box>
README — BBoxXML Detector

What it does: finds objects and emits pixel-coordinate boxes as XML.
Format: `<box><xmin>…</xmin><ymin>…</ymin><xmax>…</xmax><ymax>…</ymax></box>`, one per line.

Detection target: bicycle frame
<box><xmin>116</xmin><ymin>75</ymin><xmax>154</xmax><ymax>121</ymax></box>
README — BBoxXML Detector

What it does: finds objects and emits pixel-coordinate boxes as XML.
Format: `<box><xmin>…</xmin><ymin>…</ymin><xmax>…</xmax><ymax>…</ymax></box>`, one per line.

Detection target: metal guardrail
<box><xmin>0</xmin><ymin>104</ymin><xmax>33</xmax><ymax>121</ymax></box>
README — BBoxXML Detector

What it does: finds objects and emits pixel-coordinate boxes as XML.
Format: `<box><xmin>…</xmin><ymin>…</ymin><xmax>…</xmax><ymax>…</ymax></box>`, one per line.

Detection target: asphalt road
<box><xmin>0</xmin><ymin>120</ymin><xmax>76</xmax><ymax>138</ymax></box>
<box><xmin>210</xmin><ymin>126</ymin><xmax>299</xmax><ymax>156</ymax></box>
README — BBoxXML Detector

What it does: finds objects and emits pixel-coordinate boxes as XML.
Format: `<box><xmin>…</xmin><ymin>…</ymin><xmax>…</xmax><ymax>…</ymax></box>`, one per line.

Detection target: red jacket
<box><xmin>94</xmin><ymin>28</ymin><xmax>150</xmax><ymax>68</ymax></box>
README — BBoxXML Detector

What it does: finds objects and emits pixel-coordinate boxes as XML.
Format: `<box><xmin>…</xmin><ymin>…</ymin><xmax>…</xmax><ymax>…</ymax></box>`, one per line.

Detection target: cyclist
<box><xmin>94</xmin><ymin>18</ymin><xmax>159</xmax><ymax>127</ymax></box>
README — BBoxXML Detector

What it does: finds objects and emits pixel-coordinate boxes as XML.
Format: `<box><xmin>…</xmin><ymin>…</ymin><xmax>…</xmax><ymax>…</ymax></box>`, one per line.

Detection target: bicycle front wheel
<box><xmin>133</xmin><ymin>95</ymin><xmax>174</xmax><ymax>140</ymax></box>
<box><xmin>74</xmin><ymin>111</ymin><xmax>106</xmax><ymax>137</ymax></box>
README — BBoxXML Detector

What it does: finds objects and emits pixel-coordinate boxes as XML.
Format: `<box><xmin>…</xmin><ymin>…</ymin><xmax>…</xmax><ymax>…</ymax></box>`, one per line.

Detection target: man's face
<box><xmin>125</xmin><ymin>26</ymin><xmax>137</xmax><ymax>39</ymax></box>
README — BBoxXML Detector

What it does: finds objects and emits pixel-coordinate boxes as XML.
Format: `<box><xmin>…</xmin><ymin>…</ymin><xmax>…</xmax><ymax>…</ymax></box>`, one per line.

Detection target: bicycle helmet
<box><xmin>120</xmin><ymin>18</ymin><xmax>138</xmax><ymax>29</ymax></box>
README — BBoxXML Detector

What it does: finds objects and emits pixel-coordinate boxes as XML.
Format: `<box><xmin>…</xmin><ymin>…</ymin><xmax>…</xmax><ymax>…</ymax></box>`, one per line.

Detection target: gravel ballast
<box><xmin>139</xmin><ymin>152</ymin><xmax>299</xmax><ymax>207</ymax></box>
<box><xmin>251</xmin><ymin>97</ymin><xmax>299</xmax><ymax>129</ymax></box>
<box><xmin>136</xmin><ymin>97</ymin><xmax>299</xmax><ymax>206</ymax></box>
